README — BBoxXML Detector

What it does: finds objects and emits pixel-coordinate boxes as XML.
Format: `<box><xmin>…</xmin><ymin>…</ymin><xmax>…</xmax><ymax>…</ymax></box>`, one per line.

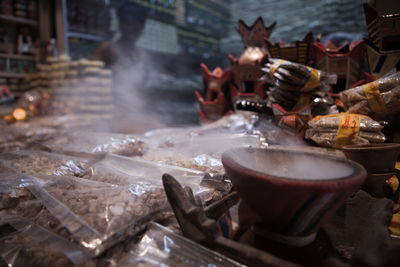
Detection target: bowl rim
<box><xmin>222</xmin><ymin>147</ymin><xmax>367</xmax><ymax>189</ymax></box>
<box><xmin>342</xmin><ymin>143</ymin><xmax>400</xmax><ymax>152</ymax></box>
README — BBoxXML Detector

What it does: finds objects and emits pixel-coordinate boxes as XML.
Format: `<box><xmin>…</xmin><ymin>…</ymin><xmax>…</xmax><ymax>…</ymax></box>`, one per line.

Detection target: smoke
<box><xmin>230</xmin><ymin>147</ymin><xmax>354</xmax><ymax>180</ymax></box>
<box><xmin>109</xmin><ymin>48</ymin><xmax>166</xmax><ymax>134</ymax></box>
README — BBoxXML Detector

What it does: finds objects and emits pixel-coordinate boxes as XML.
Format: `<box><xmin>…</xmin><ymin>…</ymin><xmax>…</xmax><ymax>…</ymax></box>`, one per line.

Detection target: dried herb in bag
<box><xmin>305</xmin><ymin>113</ymin><xmax>385</xmax><ymax>148</ymax></box>
<box><xmin>340</xmin><ymin>71</ymin><xmax>400</xmax><ymax>120</ymax></box>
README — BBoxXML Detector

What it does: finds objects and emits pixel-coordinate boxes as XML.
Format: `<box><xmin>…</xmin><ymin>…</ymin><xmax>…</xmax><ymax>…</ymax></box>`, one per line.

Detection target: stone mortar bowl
<box><xmin>222</xmin><ymin>147</ymin><xmax>366</xmax><ymax>245</ymax></box>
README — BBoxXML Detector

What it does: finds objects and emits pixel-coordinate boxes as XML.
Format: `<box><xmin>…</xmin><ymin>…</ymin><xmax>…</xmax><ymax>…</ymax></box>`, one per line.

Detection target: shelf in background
<box><xmin>67</xmin><ymin>32</ymin><xmax>104</xmax><ymax>42</ymax></box>
<box><xmin>0</xmin><ymin>53</ymin><xmax>36</xmax><ymax>61</ymax></box>
<box><xmin>0</xmin><ymin>14</ymin><xmax>39</xmax><ymax>26</ymax></box>
<box><xmin>0</xmin><ymin>72</ymin><xmax>27</xmax><ymax>78</ymax></box>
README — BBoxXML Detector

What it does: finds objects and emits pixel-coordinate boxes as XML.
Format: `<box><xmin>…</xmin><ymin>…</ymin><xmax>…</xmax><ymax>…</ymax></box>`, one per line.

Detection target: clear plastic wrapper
<box><xmin>262</xmin><ymin>58</ymin><xmax>337</xmax><ymax>111</ymax></box>
<box><xmin>141</xmin><ymin>131</ymin><xmax>262</xmax><ymax>174</ymax></box>
<box><xmin>23</xmin><ymin>173</ymin><xmax>165</xmax><ymax>256</ymax></box>
<box><xmin>16</xmin><ymin>113</ymin><xmax>113</xmax><ymax>131</ymax></box>
<box><xmin>263</xmin><ymin>58</ymin><xmax>337</xmax><ymax>91</ymax></box>
<box><xmin>305</xmin><ymin>113</ymin><xmax>386</xmax><ymax>148</ymax></box>
<box><xmin>0</xmin><ymin>214</ymin><xmax>92</xmax><ymax>266</ymax></box>
<box><xmin>307</xmin><ymin>114</ymin><xmax>384</xmax><ymax>132</ymax></box>
<box><xmin>143</xmin><ymin>113</ymin><xmax>252</xmax><ymax>147</ymax></box>
<box><xmin>0</xmin><ymin>150</ymin><xmax>100</xmax><ymax>177</ymax></box>
<box><xmin>117</xmin><ymin>222</ymin><xmax>243</xmax><ymax>267</ymax></box>
<box><xmin>340</xmin><ymin>72</ymin><xmax>400</xmax><ymax>119</ymax></box>
<box><xmin>0</xmin><ymin>168</ymin><xmax>35</xmax><ymax>212</ymax></box>
<box><xmin>82</xmin><ymin>154</ymin><xmax>231</xmax><ymax>204</ymax></box>
<box><xmin>44</xmin><ymin>131</ymin><xmax>145</xmax><ymax>156</ymax></box>
<box><xmin>0</xmin><ymin>123</ymin><xmax>56</xmax><ymax>153</ymax></box>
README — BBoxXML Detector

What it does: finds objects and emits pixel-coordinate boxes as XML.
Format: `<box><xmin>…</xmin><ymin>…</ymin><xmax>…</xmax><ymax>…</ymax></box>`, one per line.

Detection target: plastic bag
<box><xmin>340</xmin><ymin>71</ymin><xmax>400</xmax><ymax>119</ymax></box>
<box><xmin>141</xmin><ymin>133</ymin><xmax>262</xmax><ymax>174</ymax></box>
<box><xmin>263</xmin><ymin>58</ymin><xmax>337</xmax><ymax>92</ymax></box>
<box><xmin>44</xmin><ymin>131</ymin><xmax>146</xmax><ymax>156</ymax></box>
<box><xmin>0</xmin><ymin>123</ymin><xmax>56</xmax><ymax>153</ymax></box>
<box><xmin>0</xmin><ymin>150</ymin><xmax>100</xmax><ymax>177</ymax></box>
<box><xmin>24</xmin><ymin>173</ymin><xmax>168</xmax><ymax>256</ymax></box>
<box><xmin>0</xmin><ymin>168</ymin><xmax>35</xmax><ymax>212</ymax></box>
<box><xmin>143</xmin><ymin>113</ymin><xmax>253</xmax><ymax>146</ymax></box>
<box><xmin>262</xmin><ymin>58</ymin><xmax>337</xmax><ymax>111</ymax></box>
<box><xmin>305</xmin><ymin>113</ymin><xmax>386</xmax><ymax>148</ymax></box>
<box><xmin>0</xmin><ymin>214</ymin><xmax>92</xmax><ymax>266</ymax></box>
<box><xmin>82</xmin><ymin>154</ymin><xmax>231</xmax><ymax>204</ymax></box>
<box><xmin>116</xmin><ymin>222</ymin><xmax>243</xmax><ymax>267</ymax></box>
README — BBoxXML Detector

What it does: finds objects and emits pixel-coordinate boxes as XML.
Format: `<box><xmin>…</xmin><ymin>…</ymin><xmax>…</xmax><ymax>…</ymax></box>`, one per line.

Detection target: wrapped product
<box><xmin>0</xmin><ymin>123</ymin><xmax>56</xmax><ymax>153</ymax></box>
<box><xmin>305</xmin><ymin>113</ymin><xmax>386</xmax><ymax>148</ymax></box>
<box><xmin>141</xmin><ymin>133</ymin><xmax>262</xmax><ymax>174</ymax></box>
<box><xmin>0</xmin><ymin>150</ymin><xmax>98</xmax><ymax>177</ymax></box>
<box><xmin>263</xmin><ymin>58</ymin><xmax>337</xmax><ymax>92</ymax></box>
<box><xmin>0</xmin><ymin>215</ymin><xmax>92</xmax><ymax>266</ymax></box>
<box><xmin>117</xmin><ymin>222</ymin><xmax>242</xmax><ymax>267</ymax></box>
<box><xmin>340</xmin><ymin>72</ymin><xmax>400</xmax><ymax>119</ymax></box>
<box><xmin>45</xmin><ymin>131</ymin><xmax>145</xmax><ymax>156</ymax></box>
<box><xmin>22</xmin><ymin>155</ymin><xmax>220</xmax><ymax>257</ymax></box>
<box><xmin>25</xmin><ymin>174</ymin><xmax>167</xmax><ymax>256</ymax></box>
<box><xmin>262</xmin><ymin>58</ymin><xmax>337</xmax><ymax>112</ymax></box>
<box><xmin>82</xmin><ymin>154</ymin><xmax>231</xmax><ymax>204</ymax></box>
<box><xmin>0</xmin><ymin>168</ymin><xmax>35</xmax><ymax>211</ymax></box>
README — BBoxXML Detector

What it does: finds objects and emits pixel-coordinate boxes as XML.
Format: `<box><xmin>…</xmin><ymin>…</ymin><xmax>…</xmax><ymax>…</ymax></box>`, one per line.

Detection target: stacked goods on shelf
<box><xmin>68</xmin><ymin>38</ymin><xmax>101</xmax><ymax>60</ymax></box>
<box><xmin>27</xmin><ymin>0</ymin><xmax>37</xmax><ymax>20</ymax></box>
<box><xmin>131</xmin><ymin>0</ymin><xmax>176</xmax><ymax>24</ymax></box>
<box><xmin>19</xmin><ymin>56</ymin><xmax>113</xmax><ymax>120</ymax></box>
<box><xmin>13</xmin><ymin>0</ymin><xmax>28</xmax><ymax>18</ymax></box>
<box><xmin>136</xmin><ymin>19</ymin><xmax>178</xmax><ymax>54</ymax></box>
<box><xmin>67</xmin><ymin>0</ymin><xmax>108</xmax><ymax>36</ymax></box>
<box><xmin>177</xmin><ymin>27</ymin><xmax>219</xmax><ymax>58</ymax></box>
<box><xmin>0</xmin><ymin>0</ymin><xmax>39</xmax><ymax>79</ymax></box>
<box><xmin>185</xmin><ymin>0</ymin><xmax>230</xmax><ymax>37</ymax></box>
<box><xmin>6</xmin><ymin>77</ymin><xmax>21</xmax><ymax>97</ymax></box>
<box><xmin>0</xmin><ymin>0</ymin><xmax>13</xmax><ymax>15</ymax></box>
<box><xmin>8</xmin><ymin>56</ymin><xmax>35</xmax><ymax>73</ymax></box>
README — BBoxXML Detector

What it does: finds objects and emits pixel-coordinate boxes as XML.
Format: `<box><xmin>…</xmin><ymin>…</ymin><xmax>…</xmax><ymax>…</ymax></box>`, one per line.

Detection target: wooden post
<box><xmin>38</xmin><ymin>0</ymin><xmax>51</xmax><ymax>42</ymax></box>
<box><xmin>55</xmin><ymin>0</ymin><xmax>66</xmax><ymax>55</ymax></box>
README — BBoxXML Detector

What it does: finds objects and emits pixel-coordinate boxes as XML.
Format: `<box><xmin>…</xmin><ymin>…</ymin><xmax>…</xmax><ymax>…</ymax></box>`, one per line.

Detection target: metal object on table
<box><xmin>162</xmin><ymin>173</ymin><xmax>300</xmax><ymax>267</ymax></box>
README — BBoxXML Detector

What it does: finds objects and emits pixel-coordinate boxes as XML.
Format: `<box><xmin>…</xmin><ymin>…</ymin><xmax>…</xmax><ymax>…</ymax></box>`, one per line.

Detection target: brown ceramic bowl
<box><xmin>222</xmin><ymin>147</ymin><xmax>366</xmax><ymax>242</ymax></box>
<box><xmin>342</xmin><ymin>143</ymin><xmax>400</xmax><ymax>174</ymax></box>
<box><xmin>363</xmin><ymin>172</ymin><xmax>397</xmax><ymax>199</ymax></box>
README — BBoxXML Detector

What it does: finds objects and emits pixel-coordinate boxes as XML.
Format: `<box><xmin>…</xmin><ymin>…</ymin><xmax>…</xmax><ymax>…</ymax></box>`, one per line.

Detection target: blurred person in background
<box><xmin>91</xmin><ymin>2</ymin><xmax>165</xmax><ymax>134</ymax></box>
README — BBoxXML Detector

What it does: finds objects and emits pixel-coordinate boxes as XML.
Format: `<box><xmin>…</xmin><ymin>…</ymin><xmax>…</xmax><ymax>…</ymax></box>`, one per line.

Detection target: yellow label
<box><xmin>301</xmin><ymin>67</ymin><xmax>321</xmax><ymax>92</ymax></box>
<box><xmin>269</xmin><ymin>59</ymin><xmax>287</xmax><ymax>81</ymax></box>
<box><xmin>334</xmin><ymin>113</ymin><xmax>361</xmax><ymax>148</ymax></box>
<box><xmin>389</xmin><ymin>213</ymin><xmax>400</xmax><ymax>236</ymax></box>
<box><xmin>362</xmin><ymin>81</ymin><xmax>388</xmax><ymax>117</ymax></box>
<box><xmin>386</xmin><ymin>175</ymin><xmax>399</xmax><ymax>193</ymax></box>
<box><xmin>396</xmin><ymin>162</ymin><xmax>400</xmax><ymax>171</ymax></box>
<box><xmin>292</xmin><ymin>94</ymin><xmax>310</xmax><ymax>112</ymax></box>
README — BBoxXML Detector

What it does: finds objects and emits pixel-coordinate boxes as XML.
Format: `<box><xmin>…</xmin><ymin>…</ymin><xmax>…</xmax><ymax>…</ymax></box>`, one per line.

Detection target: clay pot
<box><xmin>342</xmin><ymin>143</ymin><xmax>400</xmax><ymax>174</ymax></box>
<box><xmin>222</xmin><ymin>147</ymin><xmax>366</xmax><ymax>246</ymax></box>
<box><xmin>363</xmin><ymin>172</ymin><xmax>397</xmax><ymax>198</ymax></box>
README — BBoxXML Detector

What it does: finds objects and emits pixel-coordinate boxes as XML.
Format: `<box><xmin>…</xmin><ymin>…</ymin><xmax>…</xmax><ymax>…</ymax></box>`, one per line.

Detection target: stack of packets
<box><xmin>305</xmin><ymin>113</ymin><xmax>386</xmax><ymax>148</ymax></box>
<box><xmin>262</xmin><ymin>58</ymin><xmax>337</xmax><ymax>111</ymax></box>
<box><xmin>340</xmin><ymin>71</ymin><xmax>400</xmax><ymax>120</ymax></box>
<box><xmin>21</xmin><ymin>55</ymin><xmax>113</xmax><ymax>119</ymax></box>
